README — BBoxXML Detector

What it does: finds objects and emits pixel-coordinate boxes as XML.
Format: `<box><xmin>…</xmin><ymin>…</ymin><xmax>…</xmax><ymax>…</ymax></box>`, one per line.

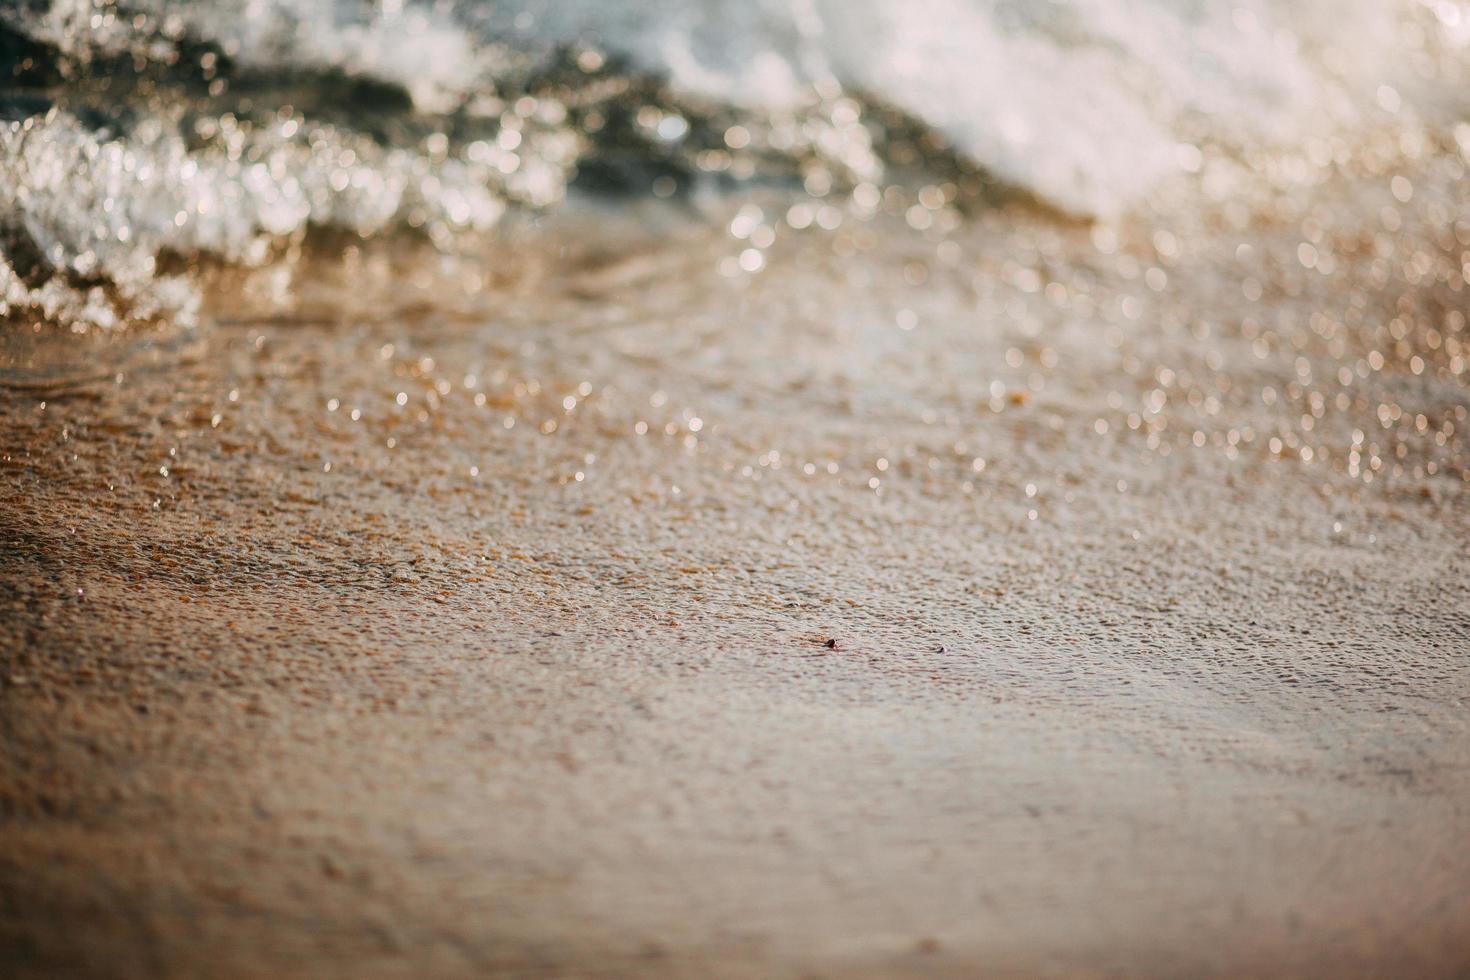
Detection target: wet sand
<box><xmin>3</xmin><ymin>163</ymin><xmax>1470</xmax><ymax>977</ymax></box>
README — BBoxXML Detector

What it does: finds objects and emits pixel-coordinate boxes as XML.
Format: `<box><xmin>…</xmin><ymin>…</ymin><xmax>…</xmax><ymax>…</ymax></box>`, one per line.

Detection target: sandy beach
<box><xmin>4</xmin><ymin>126</ymin><xmax>1470</xmax><ymax>978</ymax></box>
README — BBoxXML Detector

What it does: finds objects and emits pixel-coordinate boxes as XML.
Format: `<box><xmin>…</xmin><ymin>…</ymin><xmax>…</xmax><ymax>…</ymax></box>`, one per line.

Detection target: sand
<box><xmin>2</xmin><ymin>160</ymin><xmax>1469</xmax><ymax>977</ymax></box>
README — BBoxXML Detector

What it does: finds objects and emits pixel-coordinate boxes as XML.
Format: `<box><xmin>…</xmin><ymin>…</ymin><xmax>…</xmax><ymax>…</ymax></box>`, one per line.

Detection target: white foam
<box><xmin>18</xmin><ymin>0</ymin><xmax>1433</xmax><ymax>215</ymax></box>
<box><xmin>0</xmin><ymin>109</ymin><xmax>512</xmax><ymax>328</ymax></box>
<box><xmin>491</xmin><ymin>0</ymin><xmax>1412</xmax><ymax>214</ymax></box>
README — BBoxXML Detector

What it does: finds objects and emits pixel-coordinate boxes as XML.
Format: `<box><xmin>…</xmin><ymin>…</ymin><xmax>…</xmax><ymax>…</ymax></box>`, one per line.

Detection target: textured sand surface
<box><xmin>3</xmin><ymin>174</ymin><xmax>1470</xmax><ymax>977</ymax></box>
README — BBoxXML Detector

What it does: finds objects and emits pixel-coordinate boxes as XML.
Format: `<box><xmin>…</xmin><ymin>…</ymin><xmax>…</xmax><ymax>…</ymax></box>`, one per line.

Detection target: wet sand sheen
<box><xmin>2</xmin><ymin>169</ymin><xmax>1469</xmax><ymax>977</ymax></box>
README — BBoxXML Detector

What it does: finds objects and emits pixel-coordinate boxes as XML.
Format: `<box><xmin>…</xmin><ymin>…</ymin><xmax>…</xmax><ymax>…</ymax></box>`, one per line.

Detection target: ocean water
<box><xmin>2</xmin><ymin>0</ymin><xmax>1467</xmax><ymax>333</ymax></box>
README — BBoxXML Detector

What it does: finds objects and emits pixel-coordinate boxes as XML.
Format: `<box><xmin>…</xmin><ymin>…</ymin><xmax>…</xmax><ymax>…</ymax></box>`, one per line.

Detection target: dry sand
<box><xmin>3</xmin><ymin>166</ymin><xmax>1469</xmax><ymax>977</ymax></box>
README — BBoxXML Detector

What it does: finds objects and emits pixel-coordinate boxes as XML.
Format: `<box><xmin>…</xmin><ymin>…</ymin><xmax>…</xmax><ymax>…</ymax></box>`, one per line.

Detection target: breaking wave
<box><xmin>1</xmin><ymin>0</ymin><xmax>1465</xmax><ymax>329</ymax></box>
